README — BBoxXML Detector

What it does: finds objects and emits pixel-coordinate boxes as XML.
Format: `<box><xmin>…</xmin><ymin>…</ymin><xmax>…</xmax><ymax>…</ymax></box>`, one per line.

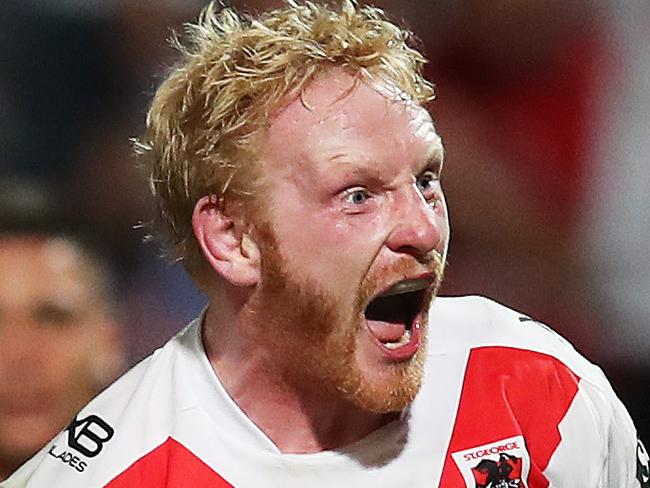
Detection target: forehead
<box><xmin>262</xmin><ymin>69</ymin><xmax>442</xmax><ymax>179</ymax></box>
<box><xmin>0</xmin><ymin>236</ymin><xmax>99</xmax><ymax>309</ymax></box>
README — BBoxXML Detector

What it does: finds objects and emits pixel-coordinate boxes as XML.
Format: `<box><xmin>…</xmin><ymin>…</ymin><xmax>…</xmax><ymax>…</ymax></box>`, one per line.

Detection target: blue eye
<box><xmin>416</xmin><ymin>171</ymin><xmax>439</xmax><ymax>202</ymax></box>
<box><xmin>344</xmin><ymin>189</ymin><xmax>370</xmax><ymax>205</ymax></box>
<box><xmin>416</xmin><ymin>172</ymin><xmax>434</xmax><ymax>191</ymax></box>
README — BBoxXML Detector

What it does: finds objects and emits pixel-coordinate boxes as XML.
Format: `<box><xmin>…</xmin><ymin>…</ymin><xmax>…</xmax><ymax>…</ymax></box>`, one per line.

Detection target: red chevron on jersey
<box><xmin>106</xmin><ymin>437</ymin><xmax>233</xmax><ymax>488</ymax></box>
<box><xmin>439</xmin><ymin>347</ymin><xmax>579</xmax><ymax>487</ymax></box>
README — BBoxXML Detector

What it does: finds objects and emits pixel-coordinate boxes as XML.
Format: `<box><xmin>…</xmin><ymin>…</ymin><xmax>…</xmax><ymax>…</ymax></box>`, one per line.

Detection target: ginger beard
<box><xmin>248</xmin><ymin>221</ymin><xmax>445</xmax><ymax>413</ymax></box>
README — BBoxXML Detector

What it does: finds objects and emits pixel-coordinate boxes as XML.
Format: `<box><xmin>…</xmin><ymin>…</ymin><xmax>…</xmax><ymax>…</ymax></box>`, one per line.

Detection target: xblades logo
<box><xmin>66</xmin><ymin>414</ymin><xmax>114</xmax><ymax>458</ymax></box>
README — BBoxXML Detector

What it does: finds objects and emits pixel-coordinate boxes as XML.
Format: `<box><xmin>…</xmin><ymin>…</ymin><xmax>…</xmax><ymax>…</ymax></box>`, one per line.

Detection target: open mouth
<box><xmin>363</xmin><ymin>277</ymin><xmax>432</xmax><ymax>358</ymax></box>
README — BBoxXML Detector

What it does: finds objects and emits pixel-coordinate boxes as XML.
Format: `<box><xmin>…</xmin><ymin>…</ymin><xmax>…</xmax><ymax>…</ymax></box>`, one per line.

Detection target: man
<box><xmin>3</xmin><ymin>2</ymin><xmax>646</xmax><ymax>487</ymax></box>
<box><xmin>0</xmin><ymin>181</ymin><xmax>123</xmax><ymax>481</ymax></box>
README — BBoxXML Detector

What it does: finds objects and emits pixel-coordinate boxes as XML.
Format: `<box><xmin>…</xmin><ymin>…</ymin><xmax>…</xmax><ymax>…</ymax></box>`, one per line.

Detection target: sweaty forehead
<box><xmin>263</xmin><ymin>69</ymin><xmax>441</xmax><ymax>176</ymax></box>
<box><xmin>269</xmin><ymin>71</ymin><xmax>382</xmax><ymax>142</ymax></box>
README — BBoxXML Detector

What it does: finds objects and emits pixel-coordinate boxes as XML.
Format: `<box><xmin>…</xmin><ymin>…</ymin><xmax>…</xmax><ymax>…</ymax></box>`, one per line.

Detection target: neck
<box><xmin>0</xmin><ymin>456</ymin><xmax>23</xmax><ymax>482</ymax></box>
<box><xmin>201</xmin><ymin>301</ymin><xmax>397</xmax><ymax>454</ymax></box>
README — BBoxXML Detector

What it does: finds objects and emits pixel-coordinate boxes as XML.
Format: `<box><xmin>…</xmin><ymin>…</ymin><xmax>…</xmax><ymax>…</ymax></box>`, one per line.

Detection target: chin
<box><xmin>354</xmin><ymin>355</ymin><xmax>426</xmax><ymax>413</ymax></box>
<box><xmin>332</xmin><ymin>327</ymin><xmax>429</xmax><ymax>414</ymax></box>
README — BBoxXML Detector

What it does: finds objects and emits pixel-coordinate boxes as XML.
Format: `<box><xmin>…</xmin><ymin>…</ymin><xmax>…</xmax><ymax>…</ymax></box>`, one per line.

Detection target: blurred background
<box><xmin>0</xmin><ymin>0</ymin><xmax>648</xmax><ymax>439</ymax></box>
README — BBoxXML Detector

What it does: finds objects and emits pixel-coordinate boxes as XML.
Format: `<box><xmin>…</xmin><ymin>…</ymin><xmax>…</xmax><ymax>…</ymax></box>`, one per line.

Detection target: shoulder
<box><xmin>426</xmin><ymin>296</ymin><xmax>642</xmax><ymax>487</ymax></box>
<box><xmin>2</xmin><ymin>321</ymin><xmax>202</xmax><ymax>487</ymax></box>
<box><xmin>427</xmin><ymin>295</ymin><xmax>635</xmax><ymax>438</ymax></box>
<box><xmin>427</xmin><ymin>295</ymin><xmax>608</xmax><ymax>389</ymax></box>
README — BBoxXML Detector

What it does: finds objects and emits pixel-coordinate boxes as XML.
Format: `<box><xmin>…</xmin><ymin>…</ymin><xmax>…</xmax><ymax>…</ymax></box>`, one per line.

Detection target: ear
<box><xmin>192</xmin><ymin>195</ymin><xmax>261</xmax><ymax>287</ymax></box>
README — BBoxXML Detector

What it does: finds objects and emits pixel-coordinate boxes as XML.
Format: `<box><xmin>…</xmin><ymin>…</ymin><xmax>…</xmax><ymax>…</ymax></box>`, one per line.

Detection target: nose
<box><xmin>385</xmin><ymin>187</ymin><xmax>447</xmax><ymax>259</ymax></box>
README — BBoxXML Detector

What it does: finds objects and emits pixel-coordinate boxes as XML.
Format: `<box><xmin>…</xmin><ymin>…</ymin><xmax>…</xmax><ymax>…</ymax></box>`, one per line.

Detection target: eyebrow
<box><xmin>423</xmin><ymin>153</ymin><xmax>444</xmax><ymax>177</ymax></box>
<box><xmin>425</xmin><ymin>139</ymin><xmax>445</xmax><ymax>171</ymax></box>
<box><xmin>326</xmin><ymin>148</ymin><xmax>444</xmax><ymax>173</ymax></box>
<box><xmin>324</xmin><ymin>160</ymin><xmax>384</xmax><ymax>184</ymax></box>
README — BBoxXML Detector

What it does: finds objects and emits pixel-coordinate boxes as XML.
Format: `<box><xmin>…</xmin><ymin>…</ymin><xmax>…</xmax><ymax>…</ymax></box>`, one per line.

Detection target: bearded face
<box><xmin>247</xmin><ymin>220</ymin><xmax>445</xmax><ymax>413</ymax></box>
<box><xmin>238</xmin><ymin>69</ymin><xmax>449</xmax><ymax>414</ymax></box>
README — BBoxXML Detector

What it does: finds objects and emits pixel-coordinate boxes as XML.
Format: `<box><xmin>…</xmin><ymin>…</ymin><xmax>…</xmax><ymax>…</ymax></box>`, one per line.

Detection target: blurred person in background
<box><xmin>0</xmin><ymin>0</ymin><xmax>207</xmax><ymax>366</ymax></box>
<box><xmin>0</xmin><ymin>180</ymin><xmax>124</xmax><ymax>481</ymax></box>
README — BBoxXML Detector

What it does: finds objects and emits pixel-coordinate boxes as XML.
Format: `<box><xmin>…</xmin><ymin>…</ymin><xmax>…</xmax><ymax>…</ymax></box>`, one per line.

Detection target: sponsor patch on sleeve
<box><xmin>451</xmin><ymin>435</ymin><xmax>530</xmax><ymax>488</ymax></box>
<box><xmin>45</xmin><ymin>414</ymin><xmax>115</xmax><ymax>474</ymax></box>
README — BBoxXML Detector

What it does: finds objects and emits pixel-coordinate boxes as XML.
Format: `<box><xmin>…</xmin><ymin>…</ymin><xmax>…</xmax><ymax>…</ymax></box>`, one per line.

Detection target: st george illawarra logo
<box><xmin>471</xmin><ymin>453</ymin><xmax>524</xmax><ymax>488</ymax></box>
<box><xmin>452</xmin><ymin>435</ymin><xmax>530</xmax><ymax>488</ymax></box>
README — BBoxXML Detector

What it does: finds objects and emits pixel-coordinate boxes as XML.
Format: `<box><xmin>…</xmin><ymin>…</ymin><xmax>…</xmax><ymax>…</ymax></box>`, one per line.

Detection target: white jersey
<box><xmin>3</xmin><ymin>296</ymin><xmax>647</xmax><ymax>487</ymax></box>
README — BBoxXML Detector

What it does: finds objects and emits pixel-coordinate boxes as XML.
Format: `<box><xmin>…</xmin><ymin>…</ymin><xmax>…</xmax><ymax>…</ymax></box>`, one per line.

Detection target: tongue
<box><xmin>366</xmin><ymin>320</ymin><xmax>406</xmax><ymax>343</ymax></box>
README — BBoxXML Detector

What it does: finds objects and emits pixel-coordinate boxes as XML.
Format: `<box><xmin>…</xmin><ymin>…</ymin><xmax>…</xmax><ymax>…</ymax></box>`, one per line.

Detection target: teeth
<box><xmin>380</xmin><ymin>278</ymin><xmax>431</xmax><ymax>297</ymax></box>
<box><xmin>383</xmin><ymin>330</ymin><xmax>411</xmax><ymax>349</ymax></box>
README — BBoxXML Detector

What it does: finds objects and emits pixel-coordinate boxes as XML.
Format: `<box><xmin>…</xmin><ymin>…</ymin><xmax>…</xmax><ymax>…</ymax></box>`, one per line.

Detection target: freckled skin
<box><xmin>0</xmin><ymin>238</ymin><xmax>118</xmax><ymax>479</ymax></box>
<box><xmin>252</xmin><ymin>69</ymin><xmax>449</xmax><ymax>410</ymax></box>
<box><xmin>261</xmin><ymin>72</ymin><xmax>446</xmax><ymax>294</ymax></box>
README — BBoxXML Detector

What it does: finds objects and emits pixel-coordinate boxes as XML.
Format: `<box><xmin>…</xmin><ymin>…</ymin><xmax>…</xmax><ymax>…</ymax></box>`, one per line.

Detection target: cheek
<box><xmin>279</xmin><ymin>209</ymin><xmax>387</xmax><ymax>287</ymax></box>
<box><xmin>40</xmin><ymin>333</ymin><xmax>96</xmax><ymax>391</ymax></box>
